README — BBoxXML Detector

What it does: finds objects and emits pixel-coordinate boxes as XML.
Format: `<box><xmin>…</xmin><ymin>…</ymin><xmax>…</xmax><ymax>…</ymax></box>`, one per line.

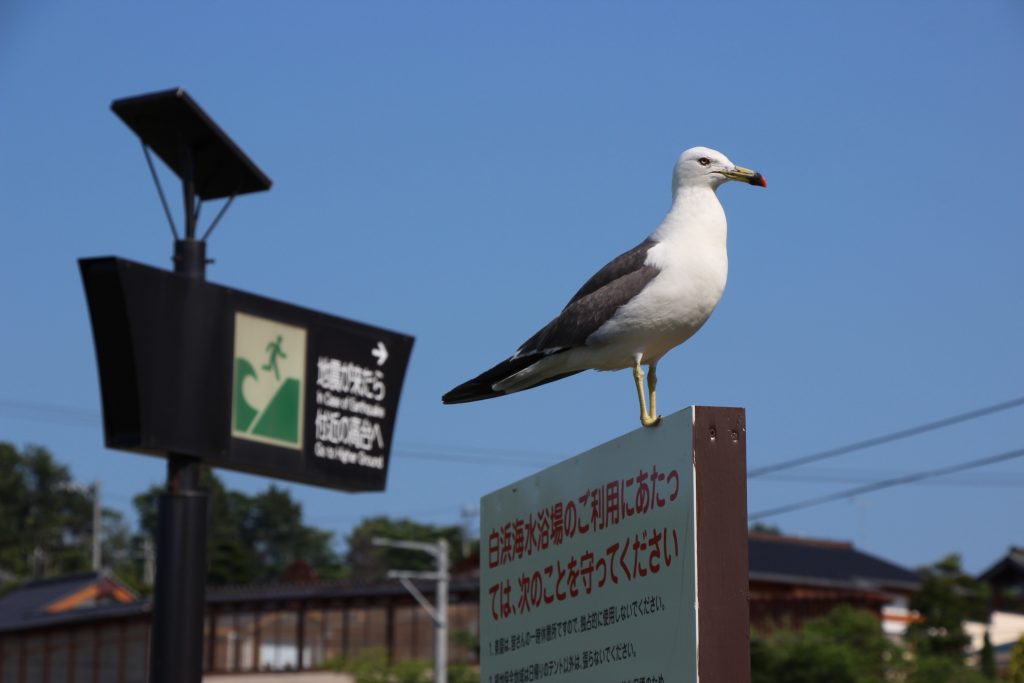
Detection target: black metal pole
<box><xmin>149</xmin><ymin>156</ymin><xmax>209</xmax><ymax>682</ymax></box>
<box><xmin>149</xmin><ymin>454</ymin><xmax>207</xmax><ymax>683</ymax></box>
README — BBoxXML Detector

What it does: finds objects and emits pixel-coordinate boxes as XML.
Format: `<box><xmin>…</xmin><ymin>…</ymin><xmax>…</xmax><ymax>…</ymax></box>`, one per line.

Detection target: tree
<box><xmin>99</xmin><ymin>507</ymin><xmax>149</xmax><ymax>593</ymax></box>
<box><xmin>906</xmin><ymin>655</ymin><xmax>990</xmax><ymax>683</ymax></box>
<box><xmin>752</xmin><ymin>605</ymin><xmax>903</xmax><ymax>683</ymax></box>
<box><xmin>134</xmin><ymin>469</ymin><xmax>344</xmax><ymax>585</ymax></box>
<box><xmin>243</xmin><ymin>485</ymin><xmax>344</xmax><ymax>581</ymax></box>
<box><xmin>979</xmin><ymin>631</ymin><xmax>996</xmax><ymax>680</ymax></box>
<box><xmin>751</xmin><ymin>603</ymin><xmax>994</xmax><ymax>683</ymax></box>
<box><xmin>907</xmin><ymin>554</ymin><xmax>990</xmax><ymax>660</ymax></box>
<box><xmin>1008</xmin><ymin>635</ymin><xmax>1024</xmax><ymax>683</ymax></box>
<box><xmin>749</xmin><ymin>522</ymin><xmax>782</xmax><ymax>535</ymax></box>
<box><xmin>345</xmin><ymin>516</ymin><xmax>465</xmax><ymax>581</ymax></box>
<box><xmin>0</xmin><ymin>443</ymin><xmax>93</xmax><ymax>578</ymax></box>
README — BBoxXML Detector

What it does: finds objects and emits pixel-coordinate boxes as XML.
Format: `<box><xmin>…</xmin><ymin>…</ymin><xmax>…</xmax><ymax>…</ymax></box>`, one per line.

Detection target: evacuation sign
<box><xmin>231</xmin><ymin>312</ymin><xmax>308</xmax><ymax>450</ymax></box>
<box><xmin>80</xmin><ymin>256</ymin><xmax>415</xmax><ymax>492</ymax></box>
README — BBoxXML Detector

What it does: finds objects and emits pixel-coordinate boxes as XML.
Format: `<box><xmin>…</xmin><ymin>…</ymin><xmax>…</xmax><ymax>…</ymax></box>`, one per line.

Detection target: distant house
<box><xmin>0</xmin><ymin>571</ymin><xmax>145</xmax><ymax>682</ymax></box>
<box><xmin>0</xmin><ymin>572</ymin><xmax>138</xmax><ymax>621</ymax></box>
<box><xmin>0</xmin><ymin>535</ymin><xmax>920</xmax><ymax>680</ymax></box>
<box><xmin>748</xmin><ymin>533</ymin><xmax>920</xmax><ymax>634</ymax></box>
<box><xmin>964</xmin><ymin>546</ymin><xmax>1024</xmax><ymax>674</ymax></box>
<box><xmin>979</xmin><ymin>546</ymin><xmax>1024</xmax><ymax>615</ymax></box>
<box><xmin>0</xmin><ymin>572</ymin><xmax>479</xmax><ymax>681</ymax></box>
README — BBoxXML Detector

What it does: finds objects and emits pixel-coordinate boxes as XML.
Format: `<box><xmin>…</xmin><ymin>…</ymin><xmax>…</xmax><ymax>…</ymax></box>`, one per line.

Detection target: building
<box><xmin>0</xmin><ymin>572</ymin><xmax>144</xmax><ymax>683</ymax></box>
<box><xmin>0</xmin><ymin>535</ymin><xmax>919</xmax><ymax>681</ymax></box>
<box><xmin>747</xmin><ymin>533</ymin><xmax>920</xmax><ymax>634</ymax></box>
<box><xmin>964</xmin><ymin>546</ymin><xmax>1024</xmax><ymax>674</ymax></box>
<box><xmin>0</xmin><ymin>571</ymin><xmax>480</xmax><ymax>682</ymax></box>
<box><xmin>979</xmin><ymin>546</ymin><xmax>1024</xmax><ymax>615</ymax></box>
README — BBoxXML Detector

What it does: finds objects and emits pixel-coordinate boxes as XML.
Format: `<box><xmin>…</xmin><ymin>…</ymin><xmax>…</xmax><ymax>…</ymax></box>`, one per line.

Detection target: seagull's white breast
<box><xmin>584</xmin><ymin>189</ymin><xmax>729</xmax><ymax>369</ymax></box>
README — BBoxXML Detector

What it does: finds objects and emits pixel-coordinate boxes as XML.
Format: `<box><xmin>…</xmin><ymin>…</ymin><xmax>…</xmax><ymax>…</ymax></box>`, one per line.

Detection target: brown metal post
<box><xmin>693</xmin><ymin>406</ymin><xmax>750</xmax><ymax>683</ymax></box>
<box><xmin>207</xmin><ymin>611</ymin><xmax>217</xmax><ymax>672</ymax></box>
<box><xmin>92</xmin><ymin>626</ymin><xmax>100</xmax><ymax>683</ymax></box>
<box><xmin>342</xmin><ymin>605</ymin><xmax>350</xmax><ymax>659</ymax></box>
<box><xmin>253</xmin><ymin>609</ymin><xmax>262</xmax><ymax>672</ymax></box>
<box><xmin>42</xmin><ymin>630</ymin><xmax>51</xmax><ymax>683</ymax></box>
<box><xmin>69</xmin><ymin>629</ymin><xmax>77</xmax><ymax>683</ymax></box>
<box><xmin>17</xmin><ymin>633</ymin><xmax>25</xmax><ymax>683</ymax></box>
<box><xmin>117</xmin><ymin>622</ymin><xmax>126</xmax><ymax>683</ymax></box>
<box><xmin>320</xmin><ymin>603</ymin><xmax>328</xmax><ymax>664</ymax></box>
<box><xmin>297</xmin><ymin>603</ymin><xmax>306</xmax><ymax>671</ymax></box>
<box><xmin>385</xmin><ymin>603</ymin><xmax>396</xmax><ymax>665</ymax></box>
<box><xmin>410</xmin><ymin>603</ymin><xmax>419</xmax><ymax>659</ymax></box>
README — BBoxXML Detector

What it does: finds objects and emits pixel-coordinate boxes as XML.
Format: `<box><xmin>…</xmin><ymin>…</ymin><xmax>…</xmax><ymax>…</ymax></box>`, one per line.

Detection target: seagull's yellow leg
<box><xmin>647</xmin><ymin>362</ymin><xmax>659</xmax><ymax>424</ymax></box>
<box><xmin>632</xmin><ymin>360</ymin><xmax>650</xmax><ymax>425</ymax></box>
<box><xmin>632</xmin><ymin>357</ymin><xmax>660</xmax><ymax>428</ymax></box>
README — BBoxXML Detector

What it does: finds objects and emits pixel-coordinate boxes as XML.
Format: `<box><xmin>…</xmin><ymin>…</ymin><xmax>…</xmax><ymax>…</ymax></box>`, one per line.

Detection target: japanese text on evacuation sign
<box><xmin>314</xmin><ymin>357</ymin><xmax>388</xmax><ymax>469</ymax></box>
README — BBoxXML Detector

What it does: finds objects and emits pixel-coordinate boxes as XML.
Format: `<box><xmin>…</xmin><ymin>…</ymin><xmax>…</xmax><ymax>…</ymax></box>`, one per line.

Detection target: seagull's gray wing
<box><xmin>442</xmin><ymin>239</ymin><xmax>659</xmax><ymax>404</ymax></box>
<box><xmin>566</xmin><ymin>238</ymin><xmax>656</xmax><ymax>306</ymax></box>
<box><xmin>516</xmin><ymin>239</ymin><xmax>658</xmax><ymax>355</ymax></box>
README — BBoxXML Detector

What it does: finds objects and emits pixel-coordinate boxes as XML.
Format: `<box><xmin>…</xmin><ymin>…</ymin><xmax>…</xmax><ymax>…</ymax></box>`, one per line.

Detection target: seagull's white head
<box><xmin>672</xmin><ymin>146</ymin><xmax>767</xmax><ymax>194</ymax></box>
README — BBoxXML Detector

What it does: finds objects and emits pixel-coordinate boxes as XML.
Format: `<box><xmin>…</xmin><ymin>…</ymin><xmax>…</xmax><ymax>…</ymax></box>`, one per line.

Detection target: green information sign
<box><xmin>479</xmin><ymin>406</ymin><xmax>750</xmax><ymax>683</ymax></box>
<box><xmin>480</xmin><ymin>410</ymin><xmax>697</xmax><ymax>682</ymax></box>
<box><xmin>231</xmin><ymin>312</ymin><xmax>308</xmax><ymax>449</ymax></box>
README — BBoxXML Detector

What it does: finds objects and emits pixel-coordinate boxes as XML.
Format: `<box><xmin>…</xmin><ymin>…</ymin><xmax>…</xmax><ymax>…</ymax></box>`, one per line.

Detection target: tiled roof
<box><xmin>0</xmin><ymin>572</ymin><xmax>103</xmax><ymax>627</ymax></box>
<box><xmin>0</xmin><ymin>571</ymin><xmax>140</xmax><ymax>631</ymax></box>
<box><xmin>978</xmin><ymin>546</ymin><xmax>1024</xmax><ymax>583</ymax></box>
<box><xmin>1</xmin><ymin>535</ymin><xmax>921</xmax><ymax>633</ymax></box>
<box><xmin>206</xmin><ymin>577</ymin><xmax>480</xmax><ymax>604</ymax></box>
<box><xmin>748</xmin><ymin>534</ymin><xmax>920</xmax><ymax>592</ymax></box>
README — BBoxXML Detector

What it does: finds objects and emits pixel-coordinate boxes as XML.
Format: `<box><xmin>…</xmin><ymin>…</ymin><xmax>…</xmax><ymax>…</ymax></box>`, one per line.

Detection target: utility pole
<box><xmin>143</xmin><ymin>537</ymin><xmax>156</xmax><ymax>587</ymax></box>
<box><xmin>55</xmin><ymin>480</ymin><xmax>102</xmax><ymax>572</ymax></box>
<box><xmin>92</xmin><ymin>480</ymin><xmax>102</xmax><ymax>571</ymax></box>
<box><xmin>459</xmin><ymin>504</ymin><xmax>478</xmax><ymax>558</ymax></box>
<box><xmin>373</xmin><ymin>537</ymin><xmax>449</xmax><ymax>683</ymax></box>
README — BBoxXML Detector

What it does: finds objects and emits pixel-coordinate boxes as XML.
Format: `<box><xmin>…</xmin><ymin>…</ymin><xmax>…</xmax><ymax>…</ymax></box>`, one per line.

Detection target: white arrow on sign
<box><xmin>371</xmin><ymin>341</ymin><xmax>389</xmax><ymax>367</ymax></box>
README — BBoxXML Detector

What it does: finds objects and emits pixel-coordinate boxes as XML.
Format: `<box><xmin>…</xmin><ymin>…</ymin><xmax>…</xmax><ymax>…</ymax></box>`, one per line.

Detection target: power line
<box><xmin>0</xmin><ymin>397</ymin><xmax>554</xmax><ymax>467</ymax></box>
<box><xmin>393</xmin><ymin>449</ymin><xmax>551</xmax><ymax>468</ymax></box>
<box><xmin>0</xmin><ymin>399</ymin><xmax>99</xmax><ymax>426</ymax></box>
<box><xmin>759</xmin><ymin>468</ymin><xmax>1024</xmax><ymax>488</ymax></box>
<box><xmin>748</xmin><ymin>445</ymin><xmax>1024</xmax><ymax>521</ymax></box>
<box><xmin>400</xmin><ymin>441</ymin><xmax>560</xmax><ymax>461</ymax></box>
<box><xmin>748</xmin><ymin>395</ymin><xmax>1024</xmax><ymax>478</ymax></box>
<box><xmin>6</xmin><ymin>394</ymin><xmax>1024</xmax><ymax>480</ymax></box>
<box><xmin>306</xmin><ymin>505</ymin><xmax>470</xmax><ymax>526</ymax></box>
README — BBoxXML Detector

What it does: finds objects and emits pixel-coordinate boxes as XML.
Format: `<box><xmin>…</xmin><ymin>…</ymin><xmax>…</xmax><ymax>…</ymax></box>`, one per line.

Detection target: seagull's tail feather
<box><xmin>442</xmin><ymin>352</ymin><xmax>582</xmax><ymax>404</ymax></box>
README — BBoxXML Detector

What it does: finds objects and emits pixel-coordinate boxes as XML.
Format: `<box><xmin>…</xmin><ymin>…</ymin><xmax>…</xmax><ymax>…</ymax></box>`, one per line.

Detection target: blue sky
<box><xmin>2</xmin><ymin>2</ymin><xmax>1022</xmax><ymax>574</ymax></box>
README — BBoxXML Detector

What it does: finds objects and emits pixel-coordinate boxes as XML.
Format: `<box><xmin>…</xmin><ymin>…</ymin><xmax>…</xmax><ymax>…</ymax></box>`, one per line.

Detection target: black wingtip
<box><xmin>441</xmin><ymin>356</ymin><xmax>523</xmax><ymax>404</ymax></box>
<box><xmin>441</xmin><ymin>382</ymin><xmax>504</xmax><ymax>405</ymax></box>
<box><xmin>442</xmin><ymin>351</ymin><xmax>583</xmax><ymax>405</ymax></box>
<box><xmin>442</xmin><ymin>353</ymin><xmax>546</xmax><ymax>405</ymax></box>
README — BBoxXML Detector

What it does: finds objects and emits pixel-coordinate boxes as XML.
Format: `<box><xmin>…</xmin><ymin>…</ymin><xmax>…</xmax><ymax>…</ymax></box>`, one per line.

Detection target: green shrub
<box><xmin>388</xmin><ymin>659</ymin><xmax>431</xmax><ymax>683</ymax></box>
<box><xmin>448</xmin><ymin>663</ymin><xmax>480</xmax><ymax>683</ymax></box>
<box><xmin>322</xmin><ymin>647</ymin><xmax>477</xmax><ymax>683</ymax></box>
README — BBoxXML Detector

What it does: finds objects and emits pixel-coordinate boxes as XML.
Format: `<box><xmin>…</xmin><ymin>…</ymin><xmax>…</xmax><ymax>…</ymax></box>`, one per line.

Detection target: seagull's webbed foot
<box><xmin>632</xmin><ymin>358</ymin><xmax>661</xmax><ymax>428</ymax></box>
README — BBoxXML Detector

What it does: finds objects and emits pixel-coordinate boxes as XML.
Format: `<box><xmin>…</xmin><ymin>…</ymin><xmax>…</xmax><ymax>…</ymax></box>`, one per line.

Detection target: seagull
<box><xmin>442</xmin><ymin>147</ymin><xmax>766</xmax><ymax>427</ymax></box>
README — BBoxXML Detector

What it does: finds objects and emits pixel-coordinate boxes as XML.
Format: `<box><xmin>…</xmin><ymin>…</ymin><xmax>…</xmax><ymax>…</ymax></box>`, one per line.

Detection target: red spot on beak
<box><xmin>752</xmin><ymin>173</ymin><xmax>767</xmax><ymax>188</ymax></box>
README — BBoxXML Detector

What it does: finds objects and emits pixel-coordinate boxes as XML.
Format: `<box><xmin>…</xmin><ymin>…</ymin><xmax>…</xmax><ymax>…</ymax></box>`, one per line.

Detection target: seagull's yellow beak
<box><xmin>720</xmin><ymin>165</ymin><xmax>767</xmax><ymax>187</ymax></box>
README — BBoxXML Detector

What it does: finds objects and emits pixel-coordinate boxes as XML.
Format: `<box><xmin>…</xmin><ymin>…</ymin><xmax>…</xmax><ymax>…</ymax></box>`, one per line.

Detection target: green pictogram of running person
<box><xmin>232</xmin><ymin>313</ymin><xmax>307</xmax><ymax>449</ymax></box>
<box><xmin>262</xmin><ymin>335</ymin><xmax>287</xmax><ymax>381</ymax></box>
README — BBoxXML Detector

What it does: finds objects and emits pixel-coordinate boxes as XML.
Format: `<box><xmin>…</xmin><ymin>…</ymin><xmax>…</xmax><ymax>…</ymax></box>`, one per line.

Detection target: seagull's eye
<box><xmin>698</xmin><ymin>157</ymin><xmax>711</xmax><ymax>167</ymax></box>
